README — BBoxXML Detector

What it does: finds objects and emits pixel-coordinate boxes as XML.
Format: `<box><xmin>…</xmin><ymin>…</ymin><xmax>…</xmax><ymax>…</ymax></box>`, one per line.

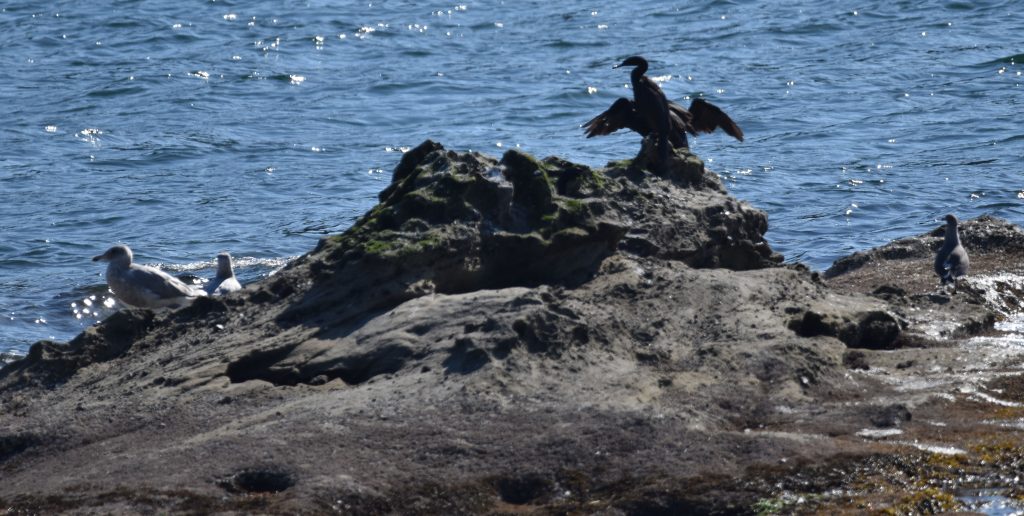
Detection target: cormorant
<box><xmin>935</xmin><ymin>214</ymin><xmax>969</xmax><ymax>288</ymax></box>
<box><xmin>583</xmin><ymin>56</ymin><xmax>744</xmax><ymax>162</ymax></box>
<box><xmin>205</xmin><ymin>252</ymin><xmax>242</xmax><ymax>295</ymax></box>
<box><xmin>92</xmin><ymin>245</ymin><xmax>206</xmax><ymax>309</ymax></box>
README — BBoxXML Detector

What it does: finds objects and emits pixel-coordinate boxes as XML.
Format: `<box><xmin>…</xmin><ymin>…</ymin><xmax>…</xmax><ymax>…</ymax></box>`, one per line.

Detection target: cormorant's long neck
<box><xmin>630</xmin><ymin>62</ymin><xmax>647</xmax><ymax>86</ymax></box>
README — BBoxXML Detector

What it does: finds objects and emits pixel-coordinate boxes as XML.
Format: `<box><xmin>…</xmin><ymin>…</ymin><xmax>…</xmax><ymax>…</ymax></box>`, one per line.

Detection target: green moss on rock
<box><xmin>306</xmin><ymin>140</ymin><xmax>624</xmax><ymax>300</ymax></box>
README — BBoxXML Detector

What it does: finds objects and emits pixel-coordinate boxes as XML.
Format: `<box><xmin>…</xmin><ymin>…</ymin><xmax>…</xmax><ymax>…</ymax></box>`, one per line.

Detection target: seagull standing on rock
<box><xmin>92</xmin><ymin>245</ymin><xmax>206</xmax><ymax>309</ymax></box>
<box><xmin>205</xmin><ymin>252</ymin><xmax>242</xmax><ymax>295</ymax></box>
<box><xmin>935</xmin><ymin>214</ymin><xmax>969</xmax><ymax>289</ymax></box>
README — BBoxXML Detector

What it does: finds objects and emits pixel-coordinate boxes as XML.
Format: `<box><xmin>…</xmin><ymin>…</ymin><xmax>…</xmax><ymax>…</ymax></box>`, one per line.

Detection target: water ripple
<box><xmin>1</xmin><ymin>0</ymin><xmax>1022</xmax><ymax>352</ymax></box>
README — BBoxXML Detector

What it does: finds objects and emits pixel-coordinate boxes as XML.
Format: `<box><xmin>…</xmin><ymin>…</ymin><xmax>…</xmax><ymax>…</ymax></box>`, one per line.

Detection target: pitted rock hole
<box><xmin>218</xmin><ymin>468</ymin><xmax>295</xmax><ymax>494</ymax></box>
<box><xmin>0</xmin><ymin>432</ymin><xmax>43</xmax><ymax>462</ymax></box>
<box><xmin>442</xmin><ymin>338</ymin><xmax>490</xmax><ymax>375</ymax></box>
<box><xmin>225</xmin><ymin>344</ymin><xmax>299</xmax><ymax>385</ymax></box>
<box><xmin>226</xmin><ymin>343</ymin><xmax>414</xmax><ymax>387</ymax></box>
<box><xmin>494</xmin><ymin>473</ymin><xmax>553</xmax><ymax>505</ymax></box>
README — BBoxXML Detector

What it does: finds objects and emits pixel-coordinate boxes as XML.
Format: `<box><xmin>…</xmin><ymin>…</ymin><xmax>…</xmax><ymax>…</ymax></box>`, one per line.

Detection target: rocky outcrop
<box><xmin>825</xmin><ymin>215</ymin><xmax>1024</xmax><ymax>279</ymax></box>
<box><xmin>824</xmin><ymin>215</ymin><xmax>1024</xmax><ymax>343</ymax></box>
<box><xmin>0</xmin><ymin>310</ymin><xmax>156</xmax><ymax>389</ymax></box>
<box><xmin>3</xmin><ymin>140</ymin><xmax>1018</xmax><ymax>513</ymax></box>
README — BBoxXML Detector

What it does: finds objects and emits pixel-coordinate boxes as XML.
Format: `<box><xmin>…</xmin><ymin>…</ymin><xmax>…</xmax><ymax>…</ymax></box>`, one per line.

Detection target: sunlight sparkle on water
<box><xmin>77</xmin><ymin>128</ymin><xmax>101</xmax><ymax>140</ymax></box>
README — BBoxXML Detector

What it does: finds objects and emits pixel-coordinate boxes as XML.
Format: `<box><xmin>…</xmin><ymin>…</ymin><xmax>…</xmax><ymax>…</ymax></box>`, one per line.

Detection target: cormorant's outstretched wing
<box><xmin>583</xmin><ymin>98</ymin><xmax>646</xmax><ymax>138</ymax></box>
<box><xmin>688</xmin><ymin>98</ymin><xmax>744</xmax><ymax>141</ymax></box>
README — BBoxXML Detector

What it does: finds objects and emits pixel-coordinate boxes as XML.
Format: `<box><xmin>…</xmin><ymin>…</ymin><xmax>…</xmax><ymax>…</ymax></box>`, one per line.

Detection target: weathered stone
<box><xmin>788</xmin><ymin>308</ymin><xmax>901</xmax><ymax>350</ymax></box>
<box><xmin>2</xmin><ymin>142</ymin><xmax>1022</xmax><ymax>513</ymax></box>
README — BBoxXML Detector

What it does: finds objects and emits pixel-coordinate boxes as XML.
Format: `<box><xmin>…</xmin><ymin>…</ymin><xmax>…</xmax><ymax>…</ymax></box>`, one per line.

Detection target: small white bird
<box><xmin>92</xmin><ymin>245</ymin><xmax>206</xmax><ymax>309</ymax></box>
<box><xmin>205</xmin><ymin>252</ymin><xmax>242</xmax><ymax>295</ymax></box>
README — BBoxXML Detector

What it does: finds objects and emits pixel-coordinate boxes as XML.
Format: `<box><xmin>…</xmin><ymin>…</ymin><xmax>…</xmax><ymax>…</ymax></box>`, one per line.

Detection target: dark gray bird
<box><xmin>583</xmin><ymin>56</ymin><xmax>743</xmax><ymax>163</ymax></box>
<box><xmin>93</xmin><ymin>245</ymin><xmax>206</xmax><ymax>309</ymax></box>
<box><xmin>934</xmin><ymin>214</ymin><xmax>969</xmax><ymax>287</ymax></box>
<box><xmin>205</xmin><ymin>252</ymin><xmax>242</xmax><ymax>295</ymax></box>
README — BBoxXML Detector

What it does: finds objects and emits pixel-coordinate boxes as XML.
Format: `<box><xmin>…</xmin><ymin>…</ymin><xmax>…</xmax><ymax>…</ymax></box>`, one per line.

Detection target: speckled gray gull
<box><xmin>205</xmin><ymin>252</ymin><xmax>242</xmax><ymax>295</ymax></box>
<box><xmin>934</xmin><ymin>214</ymin><xmax>970</xmax><ymax>286</ymax></box>
<box><xmin>92</xmin><ymin>245</ymin><xmax>206</xmax><ymax>309</ymax></box>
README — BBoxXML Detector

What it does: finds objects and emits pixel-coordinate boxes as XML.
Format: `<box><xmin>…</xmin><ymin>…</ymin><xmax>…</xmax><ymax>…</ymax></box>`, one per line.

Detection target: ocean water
<box><xmin>1</xmin><ymin>1</ymin><xmax>1021</xmax><ymax>355</ymax></box>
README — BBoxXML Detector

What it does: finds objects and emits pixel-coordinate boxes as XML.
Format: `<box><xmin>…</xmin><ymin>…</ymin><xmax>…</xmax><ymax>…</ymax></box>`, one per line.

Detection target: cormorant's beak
<box><xmin>612</xmin><ymin>63</ymin><xmax>622</xmax><ymax>69</ymax></box>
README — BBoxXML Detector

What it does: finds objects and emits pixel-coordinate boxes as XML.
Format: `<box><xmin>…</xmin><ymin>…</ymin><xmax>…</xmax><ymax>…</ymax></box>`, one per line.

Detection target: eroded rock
<box><xmin>2</xmin><ymin>141</ymin><xmax>1018</xmax><ymax>513</ymax></box>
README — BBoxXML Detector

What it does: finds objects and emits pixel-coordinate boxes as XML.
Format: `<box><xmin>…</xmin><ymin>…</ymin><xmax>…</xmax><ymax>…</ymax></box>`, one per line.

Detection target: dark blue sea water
<box><xmin>1</xmin><ymin>1</ymin><xmax>1021</xmax><ymax>355</ymax></box>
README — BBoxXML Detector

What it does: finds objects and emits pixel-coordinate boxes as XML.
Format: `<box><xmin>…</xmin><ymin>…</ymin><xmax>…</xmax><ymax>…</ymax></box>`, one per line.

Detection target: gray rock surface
<box><xmin>0</xmin><ymin>140</ymin><xmax>1016</xmax><ymax>513</ymax></box>
<box><xmin>825</xmin><ymin>214</ymin><xmax>1024</xmax><ymax>343</ymax></box>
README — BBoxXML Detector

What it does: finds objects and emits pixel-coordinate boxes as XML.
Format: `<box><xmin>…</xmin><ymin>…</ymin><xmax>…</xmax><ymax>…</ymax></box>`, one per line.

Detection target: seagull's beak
<box><xmin>92</xmin><ymin>253</ymin><xmax>107</xmax><ymax>262</ymax></box>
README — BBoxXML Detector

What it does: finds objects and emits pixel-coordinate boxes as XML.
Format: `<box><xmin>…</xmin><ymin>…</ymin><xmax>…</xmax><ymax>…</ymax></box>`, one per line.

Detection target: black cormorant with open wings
<box><xmin>583</xmin><ymin>56</ymin><xmax>743</xmax><ymax>163</ymax></box>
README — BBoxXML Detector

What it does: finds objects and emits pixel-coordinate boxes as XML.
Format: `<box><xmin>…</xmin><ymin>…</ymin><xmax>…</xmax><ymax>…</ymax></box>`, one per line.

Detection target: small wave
<box><xmin>87</xmin><ymin>86</ymin><xmax>147</xmax><ymax>98</ymax></box>
<box><xmin>543</xmin><ymin>39</ymin><xmax>610</xmax><ymax>49</ymax></box>
<box><xmin>982</xmin><ymin>53</ymin><xmax>1024</xmax><ymax>66</ymax></box>
<box><xmin>1</xmin><ymin>350</ymin><xmax>25</xmax><ymax>365</ymax></box>
<box><xmin>159</xmin><ymin>255</ymin><xmax>297</xmax><ymax>274</ymax></box>
<box><xmin>400</xmin><ymin>49</ymin><xmax>433</xmax><ymax>57</ymax></box>
<box><xmin>900</xmin><ymin>442</ymin><xmax>966</xmax><ymax>456</ymax></box>
<box><xmin>104</xmin><ymin>19</ymin><xmax>145</xmax><ymax>29</ymax></box>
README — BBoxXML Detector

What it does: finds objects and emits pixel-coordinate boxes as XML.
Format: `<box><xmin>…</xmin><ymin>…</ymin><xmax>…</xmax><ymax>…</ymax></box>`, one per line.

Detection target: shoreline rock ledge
<box><xmin>0</xmin><ymin>139</ymin><xmax>969</xmax><ymax>512</ymax></box>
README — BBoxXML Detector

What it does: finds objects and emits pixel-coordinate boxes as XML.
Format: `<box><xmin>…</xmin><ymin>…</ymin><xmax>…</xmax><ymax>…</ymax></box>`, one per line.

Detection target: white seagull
<box><xmin>205</xmin><ymin>252</ymin><xmax>242</xmax><ymax>295</ymax></box>
<box><xmin>92</xmin><ymin>245</ymin><xmax>205</xmax><ymax>309</ymax></box>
